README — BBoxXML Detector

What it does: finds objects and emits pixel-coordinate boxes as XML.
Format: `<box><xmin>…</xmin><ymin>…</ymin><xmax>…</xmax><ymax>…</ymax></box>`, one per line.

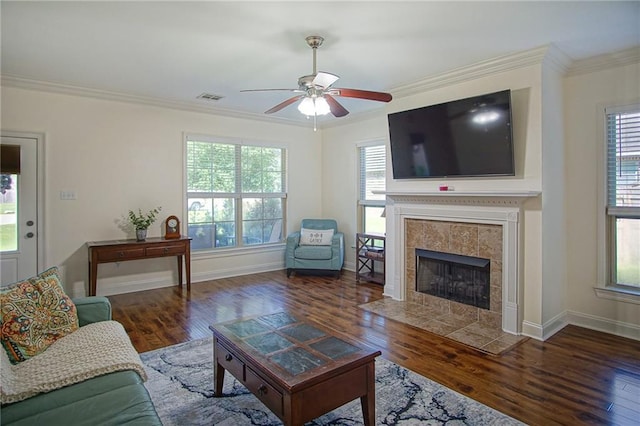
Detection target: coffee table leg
<box><xmin>212</xmin><ymin>339</ymin><xmax>225</xmax><ymax>396</ymax></box>
<box><xmin>214</xmin><ymin>363</ymin><xmax>225</xmax><ymax>396</ymax></box>
<box><xmin>360</xmin><ymin>362</ymin><xmax>376</xmax><ymax>426</ymax></box>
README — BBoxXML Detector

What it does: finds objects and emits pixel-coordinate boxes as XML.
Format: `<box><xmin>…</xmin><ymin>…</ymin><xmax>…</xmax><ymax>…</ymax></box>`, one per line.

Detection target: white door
<box><xmin>1</xmin><ymin>136</ymin><xmax>39</xmax><ymax>285</ymax></box>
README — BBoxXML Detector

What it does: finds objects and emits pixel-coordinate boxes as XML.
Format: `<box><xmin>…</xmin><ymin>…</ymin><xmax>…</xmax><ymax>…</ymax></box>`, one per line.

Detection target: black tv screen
<box><xmin>388</xmin><ymin>89</ymin><xmax>515</xmax><ymax>179</ymax></box>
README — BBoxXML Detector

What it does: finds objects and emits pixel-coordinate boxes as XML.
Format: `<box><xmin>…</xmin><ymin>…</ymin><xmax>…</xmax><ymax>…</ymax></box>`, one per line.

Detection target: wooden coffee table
<box><xmin>209</xmin><ymin>312</ymin><xmax>381</xmax><ymax>426</ymax></box>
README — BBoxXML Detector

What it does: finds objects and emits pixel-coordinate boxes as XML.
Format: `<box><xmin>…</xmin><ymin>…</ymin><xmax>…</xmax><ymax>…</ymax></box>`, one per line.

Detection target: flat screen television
<box><xmin>388</xmin><ymin>89</ymin><xmax>515</xmax><ymax>179</ymax></box>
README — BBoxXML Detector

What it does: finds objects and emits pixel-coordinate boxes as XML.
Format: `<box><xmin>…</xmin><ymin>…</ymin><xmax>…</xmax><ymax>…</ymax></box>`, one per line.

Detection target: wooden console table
<box><xmin>87</xmin><ymin>236</ymin><xmax>191</xmax><ymax>296</ymax></box>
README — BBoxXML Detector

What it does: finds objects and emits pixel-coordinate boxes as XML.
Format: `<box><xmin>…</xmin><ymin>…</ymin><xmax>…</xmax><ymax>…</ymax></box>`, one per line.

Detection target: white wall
<box><xmin>539</xmin><ymin>55</ymin><xmax>568</xmax><ymax>336</ymax></box>
<box><xmin>321</xmin><ymin>114</ymin><xmax>389</xmax><ymax>270</ymax></box>
<box><xmin>1</xmin><ymin>86</ymin><xmax>322</xmax><ymax>296</ymax></box>
<box><xmin>564</xmin><ymin>61</ymin><xmax>640</xmax><ymax>340</ymax></box>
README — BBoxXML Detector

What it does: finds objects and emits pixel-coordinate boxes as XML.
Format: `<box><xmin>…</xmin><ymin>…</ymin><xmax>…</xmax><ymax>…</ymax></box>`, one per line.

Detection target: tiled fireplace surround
<box><xmin>405</xmin><ymin>218</ymin><xmax>503</xmax><ymax>329</ymax></box>
<box><xmin>384</xmin><ymin>193</ymin><xmax>533</xmax><ymax>336</ymax></box>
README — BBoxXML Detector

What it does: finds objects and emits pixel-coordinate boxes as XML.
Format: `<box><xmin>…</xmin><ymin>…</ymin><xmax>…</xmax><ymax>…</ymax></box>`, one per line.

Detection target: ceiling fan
<box><xmin>241</xmin><ymin>36</ymin><xmax>392</xmax><ymax>122</ymax></box>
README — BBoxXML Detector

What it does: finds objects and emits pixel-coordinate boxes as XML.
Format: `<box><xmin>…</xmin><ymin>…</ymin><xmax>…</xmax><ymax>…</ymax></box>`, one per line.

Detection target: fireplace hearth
<box><xmin>416</xmin><ymin>249</ymin><xmax>490</xmax><ymax>310</ymax></box>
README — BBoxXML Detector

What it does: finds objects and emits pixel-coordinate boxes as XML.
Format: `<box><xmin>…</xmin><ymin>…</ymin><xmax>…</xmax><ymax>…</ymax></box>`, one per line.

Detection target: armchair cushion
<box><xmin>1</xmin><ymin>267</ymin><xmax>79</xmax><ymax>364</ymax></box>
<box><xmin>294</xmin><ymin>245</ymin><xmax>334</xmax><ymax>260</ymax></box>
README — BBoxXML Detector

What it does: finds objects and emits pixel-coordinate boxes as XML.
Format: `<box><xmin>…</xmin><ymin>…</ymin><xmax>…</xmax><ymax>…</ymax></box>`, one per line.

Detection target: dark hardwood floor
<box><xmin>109</xmin><ymin>270</ymin><xmax>640</xmax><ymax>425</ymax></box>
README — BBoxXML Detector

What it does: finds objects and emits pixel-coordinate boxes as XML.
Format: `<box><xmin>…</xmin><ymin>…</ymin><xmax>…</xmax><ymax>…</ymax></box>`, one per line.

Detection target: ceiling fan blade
<box><xmin>324</xmin><ymin>94</ymin><xmax>349</xmax><ymax>117</ymax></box>
<box><xmin>312</xmin><ymin>72</ymin><xmax>339</xmax><ymax>89</ymax></box>
<box><xmin>264</xmin><ymin>95</ymin><xmax>304</xmax><ymax>114</ymax></box>
<box><xmin>240</xmin><ymin>88</ymin><xmax>303</xmax><ymax>93</ymax></box>
<box><xmin>329</xmin><ymin>88</ymin><xmax>392</xmax><ymax>103</ymax></box>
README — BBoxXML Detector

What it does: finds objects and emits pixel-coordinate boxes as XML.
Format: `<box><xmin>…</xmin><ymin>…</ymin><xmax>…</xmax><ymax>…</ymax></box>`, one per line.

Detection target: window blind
<box><xmin>359</xmin><ymin>144</ymin><xmax>386</xmax><ymax>201</ymax></box>
<box><xmin>606</xmin><ymin>108</ymin><xmax>640</xmax><ymax>214</ymax></box>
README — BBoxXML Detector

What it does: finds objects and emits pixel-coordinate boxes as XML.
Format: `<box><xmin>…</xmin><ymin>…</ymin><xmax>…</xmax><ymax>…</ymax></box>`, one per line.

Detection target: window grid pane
<box><xmin>186</xmin><ymin>139</ymin><xmax>286</xmax><ymax>250</ymax></box>
<box><xmin>364</xmin><ymin>206</ymin><xmax>386</xmax><ymax>236</ymax></box>
<box><xmin>359</xmin><ymin>143</ymin><xmax>386</xmax><ymax>235</ymax></box>
<box><xmin>360</xmin><ymin>145</ymin><xmax>386</xmax><ymax>201</ymax></box>
<box><xmin>607</xmin><ymin>111</ymin><xmax>640</xmax><ymax>208</ymax></box>
<box><xmin>0</xmin><ymin>174</ymin><xmax>18</xmax><ymax>252</ymax></box>
<box><xmin>606</xmin><ymin>107</ymin><xmax>640</xmax><ymax>288</ymax></box>
<box><xmin>615</xmin><ymin>218</ymin><xmax>640</xmax><ymax>287</ymax></box>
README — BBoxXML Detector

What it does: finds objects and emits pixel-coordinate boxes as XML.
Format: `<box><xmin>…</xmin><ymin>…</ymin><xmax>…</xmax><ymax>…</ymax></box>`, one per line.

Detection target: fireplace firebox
<box><xmin>415</xmin><ymin>249</ymin><xmax>490</xmax><ymax>310</ymax></box>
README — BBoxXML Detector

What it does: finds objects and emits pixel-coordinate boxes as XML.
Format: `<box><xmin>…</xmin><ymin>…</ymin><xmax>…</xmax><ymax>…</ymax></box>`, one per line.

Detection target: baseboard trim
<box><xmin>73</xmin><ymin>261</ymin><xmax>285</xmax><ymax>297</ymax></box>
<box><xmin>521</xmin><ymin>311</ymin><xmax>568</xmax><ymax>341</ymax></box>
<box><xmin>542</xmin><ymin>311</ymin><xmax>570</xmax><ymax>340</ymax></box>
<box><xmin>522</xmin><ymin>310</ymin><xmax>639</xmax><ymax>342</ymax></box>
<box><xmin>71</xmin><ymin>275</ymin><xmax>177</xmax><ymax>297</ymax></box>
<box><xmin>191</xmin><ymin>261</ymin><xmax>284</xmax><ymax>283</ymax></box>
<box><xmin>567</xmin><ymin>310</ymin><xmax>640</xmax><ymax>341</ymax></box>
<box><xmin>521</xmin><ymin>321</ymin><xmax>544</xmax><ymax>340</ymax></box>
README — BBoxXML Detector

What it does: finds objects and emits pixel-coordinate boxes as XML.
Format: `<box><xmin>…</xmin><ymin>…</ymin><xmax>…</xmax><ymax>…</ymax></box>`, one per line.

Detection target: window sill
<box><xmin>594</xmin><ymin>286</ymin><xmax>640</xmax><ymax>305</ymax></box>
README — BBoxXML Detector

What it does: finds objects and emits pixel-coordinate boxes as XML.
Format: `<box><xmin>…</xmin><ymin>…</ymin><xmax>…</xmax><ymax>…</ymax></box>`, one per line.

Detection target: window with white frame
<box><xmin>358</xmin><ymin>143</ymin><xmax>386</xmax><ymax>235</ymax></box>
<box><xmin>185</xmin><ymin>136</ymin><xmax>286</xmax><ymax>250</ymax></box>
<box><xmin>605</xmin><ymin>106</ymin><xmax>640</xmax><ymax>288</ymax></box>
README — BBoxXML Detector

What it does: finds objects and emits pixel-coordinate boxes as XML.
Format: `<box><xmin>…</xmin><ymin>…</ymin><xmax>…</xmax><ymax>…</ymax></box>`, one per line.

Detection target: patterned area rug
<box><xmin>141</xmin><ymin>337</ymin><xmax>523</xmax><ymax>425</ymax></box>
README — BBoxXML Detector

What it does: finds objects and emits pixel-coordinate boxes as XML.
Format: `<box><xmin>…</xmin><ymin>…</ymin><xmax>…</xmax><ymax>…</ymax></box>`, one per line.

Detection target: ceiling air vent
<box><xmin>197</xmin><ymin>93</ymin><xmax>224</xmax><ymax>101</ymax></box>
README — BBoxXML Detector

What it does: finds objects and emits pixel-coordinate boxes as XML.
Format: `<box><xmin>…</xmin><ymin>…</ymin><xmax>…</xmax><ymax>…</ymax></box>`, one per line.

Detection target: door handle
<box><xmin>25</xmin><ymin>232</ymin><xmax>35</xmax><ymax>238</ymax></box>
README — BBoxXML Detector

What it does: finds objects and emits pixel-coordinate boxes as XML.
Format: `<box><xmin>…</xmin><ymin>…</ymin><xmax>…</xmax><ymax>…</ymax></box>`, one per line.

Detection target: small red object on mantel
<box><xmin>439</xmin><ymin>185</ymin><xmax>449</xmax><ymax>191</ymax></box>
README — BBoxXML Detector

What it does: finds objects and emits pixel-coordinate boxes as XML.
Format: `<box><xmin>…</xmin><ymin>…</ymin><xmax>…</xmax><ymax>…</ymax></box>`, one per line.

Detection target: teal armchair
<box><xmin>285</xmin><ymin>219</ymin><xmax>344</xmax><ymax>278</ymax></box>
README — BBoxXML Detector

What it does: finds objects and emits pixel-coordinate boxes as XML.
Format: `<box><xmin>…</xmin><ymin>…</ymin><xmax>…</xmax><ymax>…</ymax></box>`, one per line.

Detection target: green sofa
<box><xmin>1</xmin><ymin>297</ymin><xmax>162</xmax><ymax>426</ymax></box>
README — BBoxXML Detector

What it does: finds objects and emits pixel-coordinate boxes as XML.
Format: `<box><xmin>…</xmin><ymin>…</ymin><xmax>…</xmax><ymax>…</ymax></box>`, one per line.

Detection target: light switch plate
<box><xmin>60</xmin><ymin>190</ymin><xmax>77</xmax><ymax>200</ymax></box>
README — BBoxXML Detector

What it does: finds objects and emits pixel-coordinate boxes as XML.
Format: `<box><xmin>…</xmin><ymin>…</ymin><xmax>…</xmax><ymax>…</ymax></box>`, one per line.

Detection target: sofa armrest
<box><xmin>73</xmin><ymin>296</ymin><xmax>112</xmax><ymax>326</ymax></box>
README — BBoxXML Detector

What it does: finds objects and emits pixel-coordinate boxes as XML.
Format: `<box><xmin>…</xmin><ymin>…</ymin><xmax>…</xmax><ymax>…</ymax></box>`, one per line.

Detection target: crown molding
<box><xmin>0</xmin><ymin>75</ymin><xmax>308</xmax><ymax>128</ymax></box>
<box><xmin>389</xmin><ymin>45</ymin><xmax>551</xmax><ymax>98</ymax></box>
<box><xmin>542</xmin><ymin>44</ymin><xmax>572</xmax><ymax>75</ymax></box>
<box><xmin>4</xmin><ymin>44</ymin><xmax>637</xmax><ymax>131</ymax></box>
<box><xmin>566</xmin><ymin>46</ymin><xmax>640</xmax><ymax>77</ymax></box>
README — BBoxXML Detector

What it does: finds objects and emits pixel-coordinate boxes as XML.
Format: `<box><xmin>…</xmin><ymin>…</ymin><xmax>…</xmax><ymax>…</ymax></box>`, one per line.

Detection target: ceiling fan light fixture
<box><xmin>297</xmin><ymin>96</ymin><xmax>330</xmax><ymax>116</ymax></box>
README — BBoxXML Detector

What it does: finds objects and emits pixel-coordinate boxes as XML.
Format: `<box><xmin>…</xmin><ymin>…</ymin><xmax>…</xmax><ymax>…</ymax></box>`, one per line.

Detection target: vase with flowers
<box><xmin>127</xmin><ymin>207</ymin><xmax>162</xmax><ymax>241</ymax></box>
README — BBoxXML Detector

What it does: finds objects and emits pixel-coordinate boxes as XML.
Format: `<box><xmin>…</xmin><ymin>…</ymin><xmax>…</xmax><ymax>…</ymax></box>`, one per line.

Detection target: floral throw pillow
<box><xmin>1</xmin><ymin>266</ymin><xmax>79</xmax><ymax>364</ymax></box>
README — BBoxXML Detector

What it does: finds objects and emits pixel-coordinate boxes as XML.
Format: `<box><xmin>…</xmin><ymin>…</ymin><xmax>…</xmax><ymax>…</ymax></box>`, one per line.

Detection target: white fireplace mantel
<box><xmin>383</xmin><ymin>190</ymin><xmax>539</xmax><ymax>335</ymax></box>
<box><xmin>384</xmin><ymin>190</ymin><xmax>540</xmax><ymax>197</ymax></box>
<box><xmin>382</xmin><ymin>190</ymin><xmax>540</xmax><ymax>201</ymax></box>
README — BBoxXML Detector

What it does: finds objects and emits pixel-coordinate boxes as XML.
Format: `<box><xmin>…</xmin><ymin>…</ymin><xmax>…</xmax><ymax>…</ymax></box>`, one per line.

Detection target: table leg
<box><xmin>214</xmin><ymin>363</ymin><xmax>226</xmax><ymax>395</ymax></box>
<box><xmin>213</xmin><ymin>341</ymin><xmax>225</xmax><ymax>396</ymax></box>
<box><xmin>360</xmin><ymin>361</ymin><xmax>376</xmax><ymax>426</ymax></box>
<box><xmin>177</xmin><ymin>255</ymin><xmax>183</xmax><ymax>287</ymax></box>
<box><xmin>89</xmin><ymin>253</ymin><xmax>98</xmax><ymax>297</ymax></box>
<box><xmin>185</xmin><ymin>241</ymin><xmax>191</xmax><ymax>291</ymax></box>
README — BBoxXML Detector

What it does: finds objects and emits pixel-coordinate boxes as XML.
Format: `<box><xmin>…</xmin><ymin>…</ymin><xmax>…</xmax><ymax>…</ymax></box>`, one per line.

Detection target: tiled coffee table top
<box><xmin>214</xmin><ymin>312</ymin><xmax>366</xmax><ymax>378</ymax></box>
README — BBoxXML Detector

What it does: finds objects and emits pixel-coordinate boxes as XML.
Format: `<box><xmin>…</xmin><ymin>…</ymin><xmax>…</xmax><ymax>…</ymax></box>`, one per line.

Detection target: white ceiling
<box><xmin>2</xmin><ymin>1</ymin><xmax>639</xmax><ymax>125</ymax></box>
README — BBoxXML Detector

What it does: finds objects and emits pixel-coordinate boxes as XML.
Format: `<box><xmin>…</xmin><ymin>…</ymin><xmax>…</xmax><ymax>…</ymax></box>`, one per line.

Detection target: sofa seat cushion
<box><xmin>294</xmin><ymin>245</ymin><xmax>333</xmax><ymax>260</ymax></box>
<box><xmin>0</xmin><ymin>370</ymin><xmax>160</xmax><ymax>425</ymax></box>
